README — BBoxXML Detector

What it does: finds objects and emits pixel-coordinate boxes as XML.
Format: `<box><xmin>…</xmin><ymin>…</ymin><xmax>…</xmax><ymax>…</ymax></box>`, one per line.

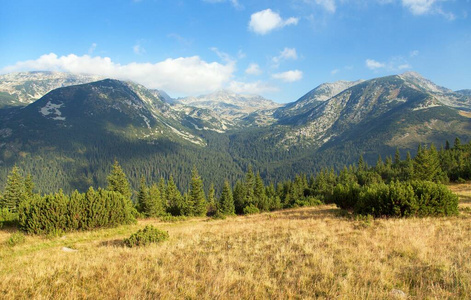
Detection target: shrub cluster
<box><xmin>19</xmin><ymin>188</ymin><xmax>136</xmax><ymax>235</ymax></box>
<box><xmin>124</xmin><ymin>225</ymin><xmax>169</xmax><ymax>247</ymax></box>
<box><xmin>333</xmin><ymin>180</ymin><xmax>459</xmax><ymax>217</ymax></box>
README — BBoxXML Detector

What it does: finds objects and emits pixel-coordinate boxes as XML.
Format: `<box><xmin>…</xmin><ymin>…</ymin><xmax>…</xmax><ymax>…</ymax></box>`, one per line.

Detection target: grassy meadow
<box><xmin>1</xmin><ymin>185</ymin><xmax>471</xmax><ymax>299</ymax></box>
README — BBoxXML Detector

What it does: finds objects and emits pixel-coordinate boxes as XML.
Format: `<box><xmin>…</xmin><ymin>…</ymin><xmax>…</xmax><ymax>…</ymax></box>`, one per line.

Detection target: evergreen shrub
<box><xmin>124</xmin><ymin>225</ymin><xmax>169</xmax><ymax>247</ymax></box>
<box><xmin>333</xmin><ymin>180</ymin><xmax>458</xmax><ymax>217</ymax></box>
<box><xmin>243</xmin><ymin>204</ymin><xmax>260</xmax><ymax>215</ymax></box>
<box><xmin>18</xmin><ymin>189</ymin><xmax>136</xmax><ymax>235</ymax></box>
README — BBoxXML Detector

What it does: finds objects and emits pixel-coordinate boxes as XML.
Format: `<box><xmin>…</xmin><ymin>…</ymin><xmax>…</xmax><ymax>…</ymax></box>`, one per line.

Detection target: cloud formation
<box><xmin>245</xmin><ymin>63</ymin><xmax>262</xmax><ymax>75</ymax></box>
<box><xmin>2</xmin><ymin>53</ymin><xmax>235</xmax><ymax>96</ymax></box>
<box><xmin>366</xmin><ymin>59</ymin><xmax>386</xmax><ymax>70</ymax></box>
<box><xmin>272</xmin><ymin>48</ymin><xmax>298</xmax><ymax>67</ymax></box>
<box><xmin>248</xmin><ymin>9</ymin><xmax>299</xmax><ymax>35</ymax></box>
<box><xmin>228</xmin><ymin>80</ymin><xmax>278</xmax><ymax>94</ymax></box>
<box><xmin>315</xmin><ymin>0</ymin><xmax>336</xmax><ymax>13</ymax></box>
<box><xmin>133</xmin><ymin>44</ymin><xmax>146</xmax><ymax>55</ymax></box>
<box><xmin>203</xmin><ymin>0</ymin><xmax>243</xmax><ymax>10</ymax></box>
<box><xmin>272</xmin><ymin>70</ymin><xmax>303</xmax><ymax>82</ymax></box>
<box><xmin>366</xmin><ymin>57</ymin><xmax>412</xmax><ymax>71</ymax></box>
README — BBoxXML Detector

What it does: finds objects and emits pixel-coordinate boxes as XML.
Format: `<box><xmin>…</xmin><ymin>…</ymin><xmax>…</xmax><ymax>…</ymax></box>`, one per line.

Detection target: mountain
<box><xmin>275</xmin><ymin>80</ymin><xmax>363</xmax><ymax>121</ymax></box>
<box><xmin>0</xmin><ymin>71</ymin><xmax>470</xmax><ymax>193</ymax></box>
<box><xmin>456</xmin><ymin>89</ymin><xmax>471</xmax><ymax>97</ymax></box>
<box><xmin>398</xmin><ymin>72</ymin><xmax>471</xmax><ymax>110</ymax></box>
<box><xmin>0</xmin><ymin>71</ymin><xmax>104</xmax><ymax>107</ymax></box>
<box><xmin>3</xmin><ymin>79</ymin><xmax>204</xmax><ymax>145</ymax></box>
<box><xmin>174</xmin><ymin>90</ymin><xmax>281</xmax><ymax>124</ymax></box>
<box><xmin>229</xmin><ymin>73</ymin><xmax>471</xmax><ymax>172</ymax></box>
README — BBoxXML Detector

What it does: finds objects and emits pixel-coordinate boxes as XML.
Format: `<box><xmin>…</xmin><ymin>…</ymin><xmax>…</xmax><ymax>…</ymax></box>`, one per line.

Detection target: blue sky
<box><xmin>1</xmin><ymin>0</ymin><xmax>470</xmax><ymax>102</ymax></box>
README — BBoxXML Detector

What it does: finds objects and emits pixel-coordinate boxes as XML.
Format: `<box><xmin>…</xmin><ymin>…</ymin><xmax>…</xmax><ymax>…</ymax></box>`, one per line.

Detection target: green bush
<box><xmin>294</xmin><ymin>197</ymin><xmax>323</xmax><ymax>207</ymax></box>
<box><xmin>243</xmin><ymin>204</ymin><xmax>260</xmax><ymax>215</ymax></box>
<box><xmin>159</xmin><ymin>215</ymin><xmax>187</xmax><ymax>222</ymax></box>
<box><xmin>0</xmin><ymin>208</ymin><xmax>18</xmax><ymax>228</ymax></box>
<box><xmin>7</xmin><ymin>232</ymin><xmax>26</xmax><ymax>246</ymax></box>
<box><xmin>332</xmin><ymin>180</ymin><xmax>458</xmax><ymax>217</ymax></box>
<box><xmin>124</xmin><ymin>225</ymin><xmax>169</xmax><ymax>247</ymax></box>
<box><xmin>18</xmin><ymin>189</ymin><xmax>136</xmax><ymax>235</ymax></box>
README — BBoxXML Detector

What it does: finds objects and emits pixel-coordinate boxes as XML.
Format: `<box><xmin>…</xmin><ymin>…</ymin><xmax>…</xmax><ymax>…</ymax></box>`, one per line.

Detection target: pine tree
<box><xmin>219</xmin><ymin>180</ymin><xmax>235</xmax><ymax>215</ymax></box>
<box><xmin>148</xmin><ymin>183</ymin><xmax>165</xmax><ymax>217</ymax></box>
<box><xmin>166</xmin><ymin>175</ymin><xmax>183</xmax><ymax>215</ymax></box>
<box><xmin>358</xmin><ymin>155</ymin><xmax>367</xmax><ymax>172</ymax></box>
<box><xmin>158</xmin><ymin>177</ymin><xmax>167</xmax><ymax>207</ymax></box>
<box><xmin>254</xmin><ymin>172</ymin><xmax>268</xmax><ymax>211</ymax></box>
<box><xmin>137</xmin><ymin>176</ymin><xmax>150</xmax><ymax>215</ymax></box>
<box><xmin>189</xmin><ymin>167</ymin><xmax>207</xmax><ymax>216</ymax></box>
<box><xmin>394</xmin><ymin>148</ymin><xmax>401</xmax><ymax>166</ymax></box>
<box><xmin>414</xmin><ymin>144</ymin><xmax>443</xmax><ymax>181</ymax></box>
<box><xmin>1</xmin><ymin>166</ymin><xmax>26</xmax><ymax>212</ymax></box>
<box><xmin>244</xmin><ymin>165</ymin><xmax>255</xmax><ymax>206</ymax></box>
<box><xmin>207</xmin><ymin>183</ymin><xmax>217</xmax><ymax>216</ymax></box>
<box><xmin>233</xmin><ymin>180</ymin><xmax>246</xmax><ymax>214</ymax></box>
<box><xmin>24</xmin><ymin>173</ymin><xmax>35</xmax><ymax>198</ymax></box>
<box><xmin>107</xmin><ymin>160</ymin><xmax>132</xmax><ymax>200</ymax></box>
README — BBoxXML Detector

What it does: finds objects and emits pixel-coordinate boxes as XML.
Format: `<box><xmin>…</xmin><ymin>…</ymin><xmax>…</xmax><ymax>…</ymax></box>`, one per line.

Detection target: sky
<box><xmin>0</xmin><ymin>0</ymin><xmax>470</xmax><ymax>103</ymax></box>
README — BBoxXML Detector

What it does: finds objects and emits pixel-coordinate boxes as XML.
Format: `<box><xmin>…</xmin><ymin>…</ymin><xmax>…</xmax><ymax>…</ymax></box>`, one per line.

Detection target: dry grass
<box><xmin>1</xmin><ymin>186</ymin><xmax>471</xmax><ymax>299</ymax></box>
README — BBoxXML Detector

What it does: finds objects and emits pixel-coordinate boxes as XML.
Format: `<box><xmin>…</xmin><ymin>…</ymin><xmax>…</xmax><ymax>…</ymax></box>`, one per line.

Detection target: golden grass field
<box><xmin>1</xmin><ymin>184</ymin><xmax>471</xmax><ymax>299</ymax></box>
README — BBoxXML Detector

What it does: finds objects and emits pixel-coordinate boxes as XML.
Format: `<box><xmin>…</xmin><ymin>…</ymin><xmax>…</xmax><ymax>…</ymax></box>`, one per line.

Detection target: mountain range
<box><xmin>0</xmin><ymin>71</ymin><xmax>469</xmax><ymax>193</ymax></box>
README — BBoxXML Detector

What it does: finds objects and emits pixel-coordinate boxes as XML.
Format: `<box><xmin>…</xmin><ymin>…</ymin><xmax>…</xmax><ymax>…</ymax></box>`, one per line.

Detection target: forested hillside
<box><xmin>0</xmin><ymin>71</ymin><xmax>470</xmax><ymax>193</ymax></box>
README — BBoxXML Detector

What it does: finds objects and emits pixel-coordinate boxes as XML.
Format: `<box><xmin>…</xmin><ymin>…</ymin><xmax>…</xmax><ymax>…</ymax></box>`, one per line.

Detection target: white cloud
<box><xmin>245</xmin><ymin>63</ymin><xmax>262</xmax><ymax>75</ymax></box>
<box><xmin>272</xmin><ymin>70</ymin><xmax>303</xmax><ymax>82</ymax></box>
<box><xmin>366</xmin><ymin>59</ymin><xmax>386</xmax><ymax>70</ymax></box>
<box><xmin>410</xmin><ymin>49</ymin><xmax>420</xmax><ymax>57</ymax></box>
<box><xmin>248</xmin><ymin>9</ymin><xmax>299</xmax><ymax>35</ymax></box>
<box><xmin>272</xmin><ymin>48</ymin><xmax>298</xmax><ymax>67</ymax></box>
<box><xmin>398</xmin><ymin>64</ymin><xmax>412</xmax><ymax>70</ymax></box>
<box><xmin>402</xmin><ymin>0</ymin><xmax>436</xmax><ymax>15</ymax></box>
<box><xmin>1</xmin><ymin>53</ymin><xmax>235</xmax><ymax>96</ymax></box>
<box><xmin>315</xmin><ymin>0</ymin><xmax>336</xmax><ymax>13</ymax></box>
<box><xmin>366</xmin><ymin>57</ymin><xmax>412</xmax><ymax>71</ymax></box>
<box><xmin>88</xmin><ymin>43</ymin><xmax>97</xmax><ymax>55</ymax></box>
<box><xmin>331</xmin><ymin>69</ymin><xmax>339</xmax><ymax>75</ymax></box>
<box><xmin>228</xmin><ymin>81</ymin><xmax>279</xmax><ymax>94</ymax></box>
<box><xmin>203</xmin><ymin>0</ymin><xmax>243</xmax><ymax>9</ymax></box>
<box><xmin>397</xmin><ymin>0</ymin><xmax>455</xmax><ymax>19</ymax></box>
<box><xmin>302</xmin><ymin>0</ymin><xmax>336</xmax><ymax>13</ymax></box>
<box><xmin>133</xmin><ymin>44</ymin><xmax>146</xmax><ymax>55</ymax></box>
<box><xmin>210</xmin><ymin>47</ymin><xmax>235</xmax><ymax>64</ymax></box>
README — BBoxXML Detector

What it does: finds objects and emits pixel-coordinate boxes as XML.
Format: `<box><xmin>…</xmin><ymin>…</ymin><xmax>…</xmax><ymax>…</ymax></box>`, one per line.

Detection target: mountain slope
<box><xmin>175</xmin><ymin>90</ymin><xmax>281</xmax><ymax>124</ymax></box>
<box><xmin>0</xmin><ymin>72</ymin><xmax>469</xmax><ymax>193</ymax></box>
<box><xmin>276</xmin><ymin>80</ymin><xmax>362</xmax><ymax>121</ymax></box>
<box><xmin>0</xmin><ymin>71</ymin><xmax>104</xmax><ymax>107</ymax></box>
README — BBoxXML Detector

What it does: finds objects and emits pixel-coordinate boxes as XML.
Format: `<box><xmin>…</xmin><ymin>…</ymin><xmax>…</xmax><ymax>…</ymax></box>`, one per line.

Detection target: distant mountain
<box><xmin>456</xmin><ymin>89</ymin><xmax>471</xmax><ymax>97</ymax></box>
<box><xmin>4</xmin><ymin>79</ymin><xmax>203</xmax><ymax>145</ymax></box>
<box><xmin>276</xmin><ymin>73</ymin><xmax>471</xmax><ymax>149</ymax></box>
<box><xmin>174</xmin><ymin>90</ymin><xmax>281</xmax><ymax>123</ymax></box>
<box><xmin>0</xmin><ymin>71</ymin><xmax>469</xmax><ymax>193</ymax></box>
<box><xmin>0</xmin><ymin>71</ymin><xmax>104</xmax><ymax>107</ymax></box>
<box><xmin>276</xmin><ymin>80</ymin><xmax>363</xmax><ymax>121</ymax></box>
<box><xmin>398</xmin><ymin>72</ymin><xmax>471</xmax><ymax>110</ymax></box>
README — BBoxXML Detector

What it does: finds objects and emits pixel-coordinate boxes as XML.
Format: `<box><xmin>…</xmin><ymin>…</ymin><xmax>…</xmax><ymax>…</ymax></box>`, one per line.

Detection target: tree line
<box><xmin>0</xmin><ymin>139</ymin><xmax>469</xmax><ymax>234</ymax></box>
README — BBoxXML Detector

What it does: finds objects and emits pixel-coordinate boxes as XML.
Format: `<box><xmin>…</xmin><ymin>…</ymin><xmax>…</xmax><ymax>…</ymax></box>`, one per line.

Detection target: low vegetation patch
<box><xmin>123</xmin><ymin>225</ymin><xmax>169</xmax><ymax>247</ymax></box>
<box><xmin>7</xmin><ymin>231</ymin><xmax>25</xmax><ymax>247</ymax></box>
<box><xmin>333</xmin><ymin>180</ymin><xmax>458</xmax><ymax>217</ymax></box>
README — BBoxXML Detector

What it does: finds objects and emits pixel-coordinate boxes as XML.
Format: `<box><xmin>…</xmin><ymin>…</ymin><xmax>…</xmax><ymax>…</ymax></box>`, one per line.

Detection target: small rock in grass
<box><xmin>61</xmin><ymin>247</ymin><xmax>78</xmax><ymax>252</ymax></box>
<box><xmin>390</xmin><ymin>289</ymin><xmax>407</xmax><ymax>299</ymax></box>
